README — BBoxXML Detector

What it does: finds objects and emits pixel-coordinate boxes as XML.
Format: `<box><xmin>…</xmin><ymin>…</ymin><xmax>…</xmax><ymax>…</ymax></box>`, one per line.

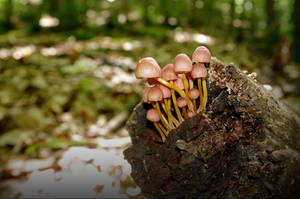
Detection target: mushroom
<box><xmin>159</xmin><ymin>85</ymin><xmax>179</xmax><ymax>127</ymax></box>
<box><xmin>187</xmin><ymin>110</ymin><xmax>195</xmax><ymax>118</ymax></box>
<box><xmin>177</xmin><ymin>97</ymin><xmax>188</xmax><ymax>120</ymax></box>
<box><xmin>142</xmin><ymin>87</ymin><xmax>151</xmax><ymax>103</ymax></box>
<box><xmin>135</xmin><ymin>57</ymin><xmax>186</xmax><ymax>98</ymax></box>
<box><xmin>174</xmin><ymin>54</ymin><xmax>194</xmax><ymax>112</ymax></box>
<box><xmin>192</xmin><ymin>46</ymin><xmax>211</xmax><ymax>111</ymax></box>
<box><xmin>191</xmin><ymin>63</ymin><xmax>207</xmax><ymax>112</ymax></box>
<box><xmin>192</xmin><ymin>46</ymin><xmax>211</xmax><ymax>66</ymax></box>
<box><xmin>161</xmin><ymin>64</ymin><xmax>184</xmax><ymax>123</ymax></box>
<box><xmin>146</xmin><ymin>108</ymin><xmax>166</xmax><ymax>142</ymax></box>
<box><xmin>148</xmin><ymin>85</ymin><xmax>171</xmax><ymax>132</ymax></box>
<box><xmin>189</xmin><ymin>88</ymin><xmax>200</xmax><ymax>113</ymax></box>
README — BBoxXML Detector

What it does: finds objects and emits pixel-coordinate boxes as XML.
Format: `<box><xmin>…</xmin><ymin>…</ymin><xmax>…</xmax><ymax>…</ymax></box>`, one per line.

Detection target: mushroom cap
<box><xmin>192</xmin><ymin>46</ymin><xmax>211</xmax><ymax>63</ymax></box>
<box><xmin>177</xmin><ymin>97</ymin><xmax>187</xmax><ymax>108</ymax></box>
<box><xmin>189</xmin><ymin>88</ymin><xmax>200</xmax><ymax>99</ymax></box>
<box><xmin>161</xmin><ymin>64</ymin><xmax>177</xmax><ymax>81</ymax></box>
<box><xmin>191</xmin><ymin>63</ymin><xmax>207</xmax><ymax>79</ymax></box>
<box><xmin>174</xmin><ymin>77</ymin><xmax>184</xmax><ymax>90</ymax></box>
<box><xmin>148</xmin><ymin>85</ymin><xmax>163</xmax><ymax>102</ymax></box>
<box><xmin>135</xmin><ymin>57</ymin><xmax>161</xmax><ymax>79</ymax></box>
<box><xmin>159</xmin><ymin>85</ymin><xmax>171</xmax><ymax>98</ymax></box>
<box><xmin>142</xmin><ymin>87</ymin><xmax>151</xmax><ymax>103</ymax></box>
<box><xmin>146</xmin><ymin>109</ymin><xmax>160</xmax><ymax>122</ymax></box>
<box><xmin>187</xmin><ymin>110</ymin><xmax>195</xmax><ymax>118</ymax></box>
<box><xmin>174</xmin><ymin>53</ymin><xmax>193</xmax><ymax>73</ymax></box>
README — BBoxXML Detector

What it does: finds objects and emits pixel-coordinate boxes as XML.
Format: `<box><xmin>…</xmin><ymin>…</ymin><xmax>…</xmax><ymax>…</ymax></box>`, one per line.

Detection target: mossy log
<box><xmin>124</xmin><ymin>59</ymin><xmax>300</xmax><ymax>199</ymax></box>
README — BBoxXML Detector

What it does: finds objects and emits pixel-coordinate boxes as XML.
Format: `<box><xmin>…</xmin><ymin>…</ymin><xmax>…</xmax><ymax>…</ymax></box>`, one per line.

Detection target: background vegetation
<box><xmin>0</xmin><ymin>0</ymin><xmax>299</xmax><ymax>187</ymax></box>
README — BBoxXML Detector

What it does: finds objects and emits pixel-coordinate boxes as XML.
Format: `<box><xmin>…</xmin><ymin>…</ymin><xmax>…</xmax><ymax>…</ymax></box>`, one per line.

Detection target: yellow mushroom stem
<box><xmin>161</xmin><ymin>102</ymin><xmax>175</xmax><ymax>128</ymax></box>
<box><xmin>202</xmin><ymin>77</ymin><xmax>207</xmax><ymax>108</ymax></box>
<box><xmin>158</xmin><ymin>123</ymin><xmax>167</xmax><ymax>135</ymax></box>
<box><xmin>153</xmin><ymin>122</ymin><xmax>166</xmax><ymax>142</ymax></box>
<box><xmin>170</xmin><ymin>81</ymin><xmax>184</xmax><ymax>123</ymax></box>
<box><xmin>152</xmin><ymin>102</ymin><xmax>171</xmax><ymax>133</ymax></box>
<box><xmin>156</xmin><ymin>78</ymin><xmax>186</xmax><ymax>98</ymax></box>
<box><xmin>197</xmin><ymin>78</ymin><xmax>204</xmax><ymax>112</ymax></box>
<box><xmin>189</xmin><ymin>79</ymin><xmax>194</xmax><ymax>89</ymax></box>
<box><xmin>182</xmin><ymin>106</ymin><xmax>188</xmax><ymax>119</ymax></box>
<box><xmin>164</xmin><ymin>98</ymin><xmax>180</xmax><ymax>127</ymax></box>
<box><xmin>181</xmin><ymin>73</ymin><xmax>193</xmax><ymax>112</ymax></box>
<box><xmin>192</xmin><ymin>99</ymin><xmax>197</xmax><ymax>113</ymax></box>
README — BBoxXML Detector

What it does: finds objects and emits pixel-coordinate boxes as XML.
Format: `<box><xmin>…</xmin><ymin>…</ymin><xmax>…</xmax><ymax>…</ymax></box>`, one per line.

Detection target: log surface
<box><xmin>124</xmin><ymin>60</ymin><xmax>300</xmax><ymax>199</ymax></box>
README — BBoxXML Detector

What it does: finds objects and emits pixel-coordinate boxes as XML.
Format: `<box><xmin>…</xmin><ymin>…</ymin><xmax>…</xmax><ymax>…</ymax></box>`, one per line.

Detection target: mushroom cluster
<box><xmin>135</xmin><ymin>46</ymin><xmax>211</xmax><ymax>142</ymax></box>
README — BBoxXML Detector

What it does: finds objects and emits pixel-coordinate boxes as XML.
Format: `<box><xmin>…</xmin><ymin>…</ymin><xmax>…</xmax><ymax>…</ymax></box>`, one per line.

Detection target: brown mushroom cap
<box><xmin>177</xmin><ymin>97</ymin><xmax>187</xmax><ymax>108</ymax></box>
<box><xmin>174</xmin><ymin>53</ymin><xmax>193</xmax><ymax>73</ymax></box>
<box><xmin>174</xmin><ymin>76</ymin><xmax>184</xmax><ymax>90</ymax></box>
<box><xmin>142</xmin><ymin>87</ymin><xmax>151</xmax><ymax>103</ymax></box>
<box><xmin>146</xmin><ymin>108</ymin><xmax>160</xmax><ymax>122</ymax></box>
<box><xmin>191</xmin><ymin>63</ymin><xmax>207</xmax><ymax>79</ymax></box>
<box><xmin>159</xmin><ymin>85</ymin><xmax>171</xmax><ymax>98</ymax></box>
<box><xmin>161</xmin><ymin>64</ymin><xmax>177</xmax><ymax>81</ymax></box>
<box><xmin>189</xmin><ymin>88</ymin><xmax>200</xmax><ymax>99</ymax></box>
<box><xmin>148</xmin><ymin>85</ymin><xmax>163</xmax><ymax>102</ymax></box>
<box><xmin>135</xmin><ymin>57</ymin><xmax>161</xmax><ymax>79</ymax></box>
<box><xmin>192</xmin><ymin>46</ymin><xmax>211</xmax><ymax>63</ymax></box>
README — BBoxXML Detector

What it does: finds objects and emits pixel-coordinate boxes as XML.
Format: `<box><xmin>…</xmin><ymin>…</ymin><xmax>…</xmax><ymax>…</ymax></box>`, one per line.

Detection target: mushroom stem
<box><xmin>182</xmin><ymin>73</ymin><xmax>193</xmax><ymax>112</ymax></box>
<box><xmin>182</xmin><ymin>107</ymin><xmax>188</xmax><ymax>119</ymax></box>
<box><xmin>153</xmin><ymin>122</ymin><xmax>166</xmax><ymax>142</ymax></box>
<box><xmin>170</xmin><ymin>84</ymin><xmax>184</xmax><ymax>123</ymax></box>
<box><xmin>189</xmin><ymin>79</ymin><xmax>194</xmax><ymax>89</ymax></box>
<box><xmin>158</xmin><ymin>123</ymin><xmax>167</xmax><ymax>135</ymax></box>
<box><xmin>161</xmin><ymin>101</ymin><xmax>175</xmax><ymax>128</ymax></box>
<box><xmin>157</xmin><ymin>78</ymin><xmax>186</xmax><ymax>98</ymax></box>
<box><xmin>153</xmin><ymin>102</ymin><xmax>171</xmax><ymax>132</ymax></box>
<box><xmin>192</xmin><ymin>99</ymin><xmax>197</xmax><ymax>113</ymax></box>
<box><xmin>197</xmin><ymin>78</ymin><xmax>204</xmax><ymax>112</ymax></box>
<box><xmin>164</xmin><ymin>98</ymin><xmax>179</xmax><ymax>127</ymax></box>
<box><xmin>202</xmin><ymin>77</ymin><xmax>207</xmax><ymax>108</ymax></box>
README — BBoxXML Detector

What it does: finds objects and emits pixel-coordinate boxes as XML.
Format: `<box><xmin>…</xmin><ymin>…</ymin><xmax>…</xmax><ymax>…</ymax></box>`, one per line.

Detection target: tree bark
<box><xmin>124</xmin><ymin>59</ymin><xmax>300</xmax><ymax>199</ymax></box>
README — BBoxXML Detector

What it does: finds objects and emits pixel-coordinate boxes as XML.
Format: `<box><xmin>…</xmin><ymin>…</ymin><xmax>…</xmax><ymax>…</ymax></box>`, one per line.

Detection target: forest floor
<box><xmin>0</xmin><ymin>28</ymin><xmax>299</xmax><ymax>198</ymax></box>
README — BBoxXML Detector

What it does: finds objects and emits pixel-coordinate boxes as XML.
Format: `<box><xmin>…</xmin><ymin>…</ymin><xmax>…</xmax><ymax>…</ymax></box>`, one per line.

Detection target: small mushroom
<box><xmin>146</xmin><ymin>109</ymin><xmax>166</xmax><ymax>142</ymax></box>
<box><xmin>142</xmin><ymin>87</ymin><xmax>151</xmax><ymax>103</ymax></box>
<box><xmin>159</xmin><ymin>85</ymin><xmax>179</xmax><ymax>127</ymax></box>
<box><xmin>161</xmin><ymin>64</ymin><xmax>184</xmax><ymax>123</ymax></box>
<box><xmin>192</xmin><ymin>46</ymin><xmax>211</xmax><ymax>111</ymax></box>
<box><xmin>177</xmin><ymin>97</ymin><xmax>188</xmax><ymax>120</ymax></box>
<box><xmin>191</xmin><ymin>63</ymin><xmax>207</xmax><ymax>112</ymax></box>
<box><xmin>189</xmin><ymin>88</ymin><xmax>200</xmax><ymax>113</ymax></box>
<box><xmin>135</xmin><ymin>57</ymin><xmax>186</xmax><ymax>98</ymax></box>
<box><xmin>148</xmin><ymin>85</ymin><xmax>171</xmax><ymax>132</ymax></box>
<box><xmin>174</xmin><ymin>54</ymin><xmax>194</xmax><ymax>112</ymax></box>
<box><xmin>192</xmin><ymin>46</ymin><xmax>211</xmax><ymax>65</ymax></box>
<box><xmin>187</xmin><ymin>110</ymin><xmax>195</xmax><ymax>118</ymax></box>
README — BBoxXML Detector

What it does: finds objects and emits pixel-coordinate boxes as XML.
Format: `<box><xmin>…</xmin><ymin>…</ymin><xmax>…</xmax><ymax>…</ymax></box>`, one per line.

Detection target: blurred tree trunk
<box><xmin>190</xmin><ymin>0</ymin><xmax>202</xmax><ymax>26</ymax></box>
<box><xmin>142</xmin><ymin>0</ymin><xmax>151</xmax><ymax>25</ymax></box>
<box><xmin>265</xmin><ymin>0</ymin><xmax>279</xmax><ymax>43</ymax></box>
<box><xmin>49</xmin><ymin>0</ymin><xmax>58</xmax><ymax>14</ymax></box>
<box><xmin>230</xmin><ymin>0</ymin><xmax>235</xmax><ymax>23</ymax></box>
<box><xmin>203</xmin><ymin>0</ymin><xmax>214</xmax><ymax>25</ymax></box>
<box><xmin>3</xmin><ymin>0</ymin><xmax>13</xmax><ymax>30</ymax></box>
<box><xmin>161</xmin><ymin>0</ymin><xmax>170</xmax><ymax>26</ymax></box>
<box><xmin>292</xmin><ymin>0</ymin><xmax>300</xmax><ymax>62</ymax></box>
<box><xmin>250</xmin><ymin>0</ymin><xmax>256</xmax><ymax>35</ymax></box>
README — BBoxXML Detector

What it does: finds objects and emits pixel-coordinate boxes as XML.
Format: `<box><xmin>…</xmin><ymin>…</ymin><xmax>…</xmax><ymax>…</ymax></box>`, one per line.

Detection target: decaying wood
<box><xmin>124</xmin><ymin>58</ymin><xmax>300</xmax><ymax>199</ymax></box>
